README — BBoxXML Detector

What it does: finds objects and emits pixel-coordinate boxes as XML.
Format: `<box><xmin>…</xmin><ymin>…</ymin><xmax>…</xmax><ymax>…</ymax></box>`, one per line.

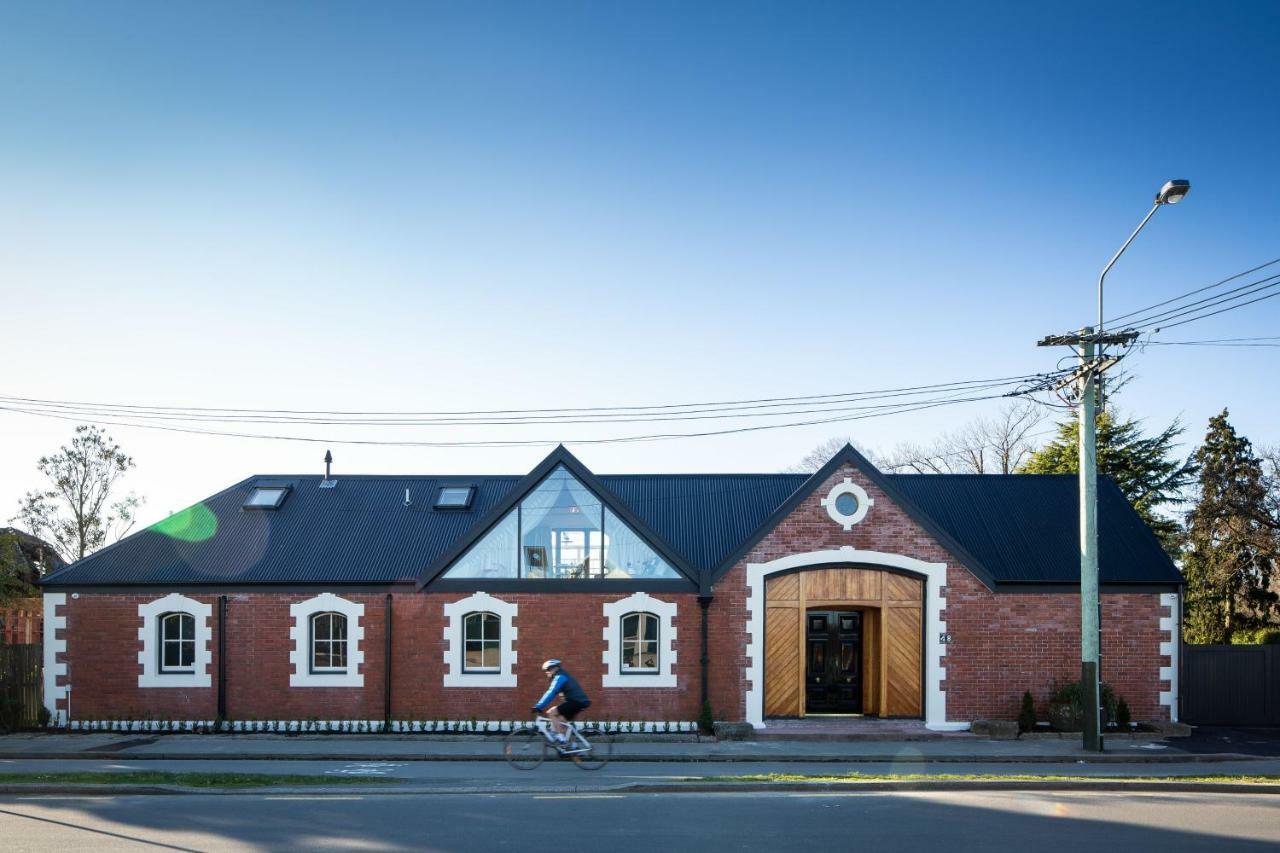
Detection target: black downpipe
<box><xmin>698</xmin><ymin>596</ymin><xmax>712</xmax><ymax>708</ymax></box>
<box><xmin>383</xmin><ymin>594</ymin><xmax>393</xmax><ymax>729</ymax></box>
<box><xmin>217</xmin><ymin>595</ymin><xmax>227</xmax><ymax>724</ymax></box>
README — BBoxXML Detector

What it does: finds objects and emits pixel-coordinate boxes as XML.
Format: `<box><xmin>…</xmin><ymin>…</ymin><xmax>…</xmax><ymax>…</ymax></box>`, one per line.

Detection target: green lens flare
<box><xmin>152</xmin><ymin>504</ymin><xmax>218</xmax><ymax>543</ymax></box>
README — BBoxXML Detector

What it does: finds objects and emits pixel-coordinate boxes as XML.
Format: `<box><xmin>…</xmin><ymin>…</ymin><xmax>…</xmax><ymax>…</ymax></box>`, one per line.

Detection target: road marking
<box><xmin>532</xmin><ymin>788</ymin><xmax>627</xmax><ymax>799</ymax></box>
<box><xmin>265</xmin><ymin>796</ymin><xmax>366</xmax><ymax>801</ymax></box>
<box><xmin>324</xmin><ymin>762</ymin><xmax>408</xmax><ymax>776</ymax></box>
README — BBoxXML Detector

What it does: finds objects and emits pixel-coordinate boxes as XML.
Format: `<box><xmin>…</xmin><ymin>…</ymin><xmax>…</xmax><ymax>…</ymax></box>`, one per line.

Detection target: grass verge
<box><xmin>0</xmin><ymin>771</ymin><xmax>398</xmax><ymax>789</ymax></box>
<box><xmin>697</xmin><ymin>772</ymin><xmax>1280</xmax><ymax>785</ymax></box>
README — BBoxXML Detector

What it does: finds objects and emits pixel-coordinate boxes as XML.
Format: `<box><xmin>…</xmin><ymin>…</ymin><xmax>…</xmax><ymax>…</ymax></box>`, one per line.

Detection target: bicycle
<box><xmin>503</xmin><ymin>715</ymin><xmax>613</xmax><ymax>770</ymax></box>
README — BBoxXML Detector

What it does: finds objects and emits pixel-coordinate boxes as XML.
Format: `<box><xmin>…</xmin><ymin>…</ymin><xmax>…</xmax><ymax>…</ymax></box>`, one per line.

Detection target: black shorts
<box><xmin>554</xmin><ymin>699</ymin><xmax>589</xmax><ymax>720</ymax></box>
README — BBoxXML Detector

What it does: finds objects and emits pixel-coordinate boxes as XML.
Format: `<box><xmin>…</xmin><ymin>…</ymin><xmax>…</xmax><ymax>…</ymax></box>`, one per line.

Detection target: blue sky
<box><xmin>2</xmin><ymin>2</ymin><xmax>1278</xmax><ymax>529</ymax></box>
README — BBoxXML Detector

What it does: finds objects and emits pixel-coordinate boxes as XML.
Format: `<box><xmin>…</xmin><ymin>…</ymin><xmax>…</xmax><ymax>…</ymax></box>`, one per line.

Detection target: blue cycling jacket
<box><xmin>534</xmin><ymin>669</ymin><xmax>590</xmax><ymax>710</ymax></box>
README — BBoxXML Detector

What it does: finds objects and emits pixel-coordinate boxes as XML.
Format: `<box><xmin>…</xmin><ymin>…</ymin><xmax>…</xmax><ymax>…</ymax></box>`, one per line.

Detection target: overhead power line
<box><xmin>1104</xmin><ymin>256</ymin><xmax>1280</xmax><ymax>326</ymax></box>
<box><xmin>0</xmin><ymin>372</ymin><xmax>1050</xmax><ymax>420</ymax></box>
<box><xmin>0</xmin><ymin>372</ymin><xmax>1067</xmax><ymax>449</ymax></box>
<box><xmin>0</xmin><ymin>376</ymin><xmax>1044</xmax><ymax>429</ymax></box>
<box><xmin>1142</xmin><ymin>287</ymin><xmax>1280</xmax><ymax>332</ymax></box>
<box><xmin>1121</xmin><ymin>273</ymin><xmax>1280</xmax><ymax>331</ymax></box>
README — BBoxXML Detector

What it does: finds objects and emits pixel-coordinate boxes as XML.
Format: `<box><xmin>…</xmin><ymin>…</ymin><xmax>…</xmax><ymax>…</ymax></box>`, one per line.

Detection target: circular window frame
<box><xmin>819</xmin><ymin>478</ymin><xmax>873</xmax><ymax>530</ymax></box>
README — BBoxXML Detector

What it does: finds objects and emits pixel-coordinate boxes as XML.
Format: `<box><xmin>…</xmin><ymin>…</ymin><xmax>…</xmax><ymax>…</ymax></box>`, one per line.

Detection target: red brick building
<box><xmin>40</xmin><ymin>445</ymin><xmax>1181</xmax><ymax>731</ymax></box>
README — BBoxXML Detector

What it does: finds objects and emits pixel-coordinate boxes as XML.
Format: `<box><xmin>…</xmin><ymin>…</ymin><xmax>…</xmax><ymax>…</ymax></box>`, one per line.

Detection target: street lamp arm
<box><xmin>1097</xmin><ymin>202</ymin><xmax>1160</xmax><ymax>335</ymax></box>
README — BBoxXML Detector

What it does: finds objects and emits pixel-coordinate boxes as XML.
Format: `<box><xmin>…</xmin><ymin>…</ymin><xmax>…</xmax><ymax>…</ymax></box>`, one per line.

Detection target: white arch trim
<box><xmin>744</xmin><ymin>547</ymin><xmax>965</xmax><ymax>731</ymax></box>
<box><xmin>139</xmin><ymin>593</ymin><xmax>213</xmax><ymax>688</ymax></box>
<box><xmin>443</xmin><ymin>591</ymin><xmax>518</xmax><ymax>687</ymax></box>
<box><xmin>289</xmin><ymin>593</ymin><xmax>365</xmax><ymax>687</ymax></box>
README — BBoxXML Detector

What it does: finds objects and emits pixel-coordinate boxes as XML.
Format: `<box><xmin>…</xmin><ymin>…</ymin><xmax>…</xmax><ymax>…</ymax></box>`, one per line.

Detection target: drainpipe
<box><xmin>698</xmin><ymin>595</ymin><xmax>712</xmax><ymax>708</ymax></box>
<box><xmin>217</xmin><ymin>596</ymin><xmax>228</xmax><ymax>725</ymax></box>
<box><xmin>383</xmin><ymin>594</ymin><xmax>393</xmax><ymax>730</ymax></box>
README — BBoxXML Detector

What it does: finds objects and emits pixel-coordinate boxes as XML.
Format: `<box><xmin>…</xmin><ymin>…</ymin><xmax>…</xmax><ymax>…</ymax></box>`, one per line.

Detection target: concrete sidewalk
<box><xmin>0</xmin><ymin>732</ymin><xmax>1261</xmax><ymax>763</ymax></box>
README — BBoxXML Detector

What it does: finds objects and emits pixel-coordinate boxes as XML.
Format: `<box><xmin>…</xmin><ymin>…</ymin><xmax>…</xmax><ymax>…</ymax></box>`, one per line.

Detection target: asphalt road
<box><xmin>1</xmin><ymin>790</ymin><xmax>1278</xmax><ymax>852</ymax></box>
<box><xmin>3</xmin><ymin>757</ymin><xmax>1279</xmax><ymax>790</ymax></box>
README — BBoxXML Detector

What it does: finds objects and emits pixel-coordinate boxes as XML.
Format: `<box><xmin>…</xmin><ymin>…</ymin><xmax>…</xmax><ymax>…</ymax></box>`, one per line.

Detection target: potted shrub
<box><xmin>1048</xmin><ymin>680</ymin><xmax>1116</xmax><ymax>732</ymax></box>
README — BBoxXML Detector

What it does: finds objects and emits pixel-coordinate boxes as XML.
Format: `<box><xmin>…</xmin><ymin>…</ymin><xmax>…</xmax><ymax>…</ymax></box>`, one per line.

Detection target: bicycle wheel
<box><xmin>569</xmin><ymin>723</ymin><xmax>613</xmax><ymax>770</ymax></box>
<box><xmin>504</xmin><ymin>726</ymin><xmax>547</xmax><ymax>770</ymax></box>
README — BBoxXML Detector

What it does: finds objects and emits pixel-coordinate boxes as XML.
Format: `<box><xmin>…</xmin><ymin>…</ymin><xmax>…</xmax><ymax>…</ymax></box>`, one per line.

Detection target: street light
<box><xmin>1078</xmin><ymin>178</ymin><xmax>1190</xmax><ymax>752</ymax></box>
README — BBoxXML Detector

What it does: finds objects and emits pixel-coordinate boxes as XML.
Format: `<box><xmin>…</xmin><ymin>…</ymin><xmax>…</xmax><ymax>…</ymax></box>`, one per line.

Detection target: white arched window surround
<box><xmin>290</xmin><ymin>594</ymin><xmax>364</xmax><ymax>687</ymax></box>
<box><xmin>602</xmin><ymin>592</ymin><xmax>677</xmax><ymax>687</ymax></box>
<box><xmin>138</xmin><ymin>593</ymin><xmax>212</xmax><ymax>688</ymax></box>
<box><xmin>443</xmin><ymin>592</ymin><xmax>517</xmax><ymax>687</ymax></box>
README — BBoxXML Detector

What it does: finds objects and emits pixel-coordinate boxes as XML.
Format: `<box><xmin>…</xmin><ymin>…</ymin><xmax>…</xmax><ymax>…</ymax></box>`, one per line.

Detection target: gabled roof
<box><xmin>40</xmin><ymin>446</ymin><xmax>1182</xmax><ymax>589</ymax></box>
<box><xmin>414</xmin><ymin>445</ymin><xmax>701</xmax><ymax>589</ymax></box>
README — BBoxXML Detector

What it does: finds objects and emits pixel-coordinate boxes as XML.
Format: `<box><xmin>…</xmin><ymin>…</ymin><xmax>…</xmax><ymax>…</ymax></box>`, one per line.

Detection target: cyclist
<box><xmin>533</xmin><ymin>659</ymin><xmax>591</xmax><ymax>746</ymax></box>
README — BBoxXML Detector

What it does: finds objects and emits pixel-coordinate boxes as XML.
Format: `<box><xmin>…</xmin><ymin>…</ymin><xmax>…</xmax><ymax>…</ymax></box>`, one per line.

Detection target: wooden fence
<box><xmin>0</xmin><ymin>644</ymin><xmax>43</xmax><ymax>732</ymax></box>
<box><xmin>1183</xmin><ymin>643</ymin><xmax>1280</xmax><ymax>726</ymax></box>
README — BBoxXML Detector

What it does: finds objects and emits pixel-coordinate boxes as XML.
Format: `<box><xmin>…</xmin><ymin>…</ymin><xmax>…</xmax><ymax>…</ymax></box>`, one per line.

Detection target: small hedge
<box><xmin>1230</xmin><ymin>627</ymin><xmax>1280</xmax><ymax>645</ymax></box>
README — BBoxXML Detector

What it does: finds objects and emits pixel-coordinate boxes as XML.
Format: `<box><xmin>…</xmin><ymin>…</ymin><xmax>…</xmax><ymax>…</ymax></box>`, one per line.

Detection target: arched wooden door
<box><xmin>763</xmin><ymin>566</ymin><xmax>923</xmax><ymax>718</ymax></box>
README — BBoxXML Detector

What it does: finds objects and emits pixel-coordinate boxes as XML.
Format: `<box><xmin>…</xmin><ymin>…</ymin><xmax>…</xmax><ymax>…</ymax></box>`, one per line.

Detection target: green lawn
<box><xmin>0</xmin><ymin>771</ymin><xmax>398</xmax><ymax>789</ymax></box>
<box><xmin>697</xmin><ymin>772</ymin><xmax>1280</xmax><ymax>784</ymax></box>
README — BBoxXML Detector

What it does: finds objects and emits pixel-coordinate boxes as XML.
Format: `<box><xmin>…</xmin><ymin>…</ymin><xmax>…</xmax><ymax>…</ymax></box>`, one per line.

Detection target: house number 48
<box><xmin>938</xmin><ymin>632</ymin><xmax>953</xmax><ymax>644</ymax></box>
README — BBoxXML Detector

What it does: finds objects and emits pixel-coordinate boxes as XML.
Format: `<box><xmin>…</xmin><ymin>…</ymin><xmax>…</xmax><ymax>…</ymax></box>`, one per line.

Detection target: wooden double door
<box><xmin>764</xmin><ymin>566</ymin><xmax>923</xmax><ymax>718</ymax></box>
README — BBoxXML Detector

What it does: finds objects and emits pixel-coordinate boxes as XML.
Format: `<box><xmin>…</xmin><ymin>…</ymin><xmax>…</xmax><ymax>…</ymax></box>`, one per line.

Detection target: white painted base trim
<box><xmin>42</xmin><ymin>593</ymin><xmax>67</xmax><ymax>727</ymax></box>
<box><xmin>64</xmin><ymin>718</ymin><xmax>701</xmax><ymax>734</ymax></box>
<box><xmin>1158</xmin><ymin>592</ymin><xmax>1180</xmax><ymax>722</ymax></box>
<box><xmin>744</xmin><ymin>547</ymin><xmax>950</xmax><ymax>730</ymax></box>
<box><xmin>925</xmin><ymin>722</ymin><xmax>971</xmax><ymax>732</ymax></box>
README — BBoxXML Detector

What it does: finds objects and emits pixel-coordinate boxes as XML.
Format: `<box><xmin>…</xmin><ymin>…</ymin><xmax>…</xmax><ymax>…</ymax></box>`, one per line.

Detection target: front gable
<box><xmin>711</xmin><ymin>444</ymin><xmax>998</xmax><ymax>590</ymax></box>
<box><xmin>417</xmin><ymin>446</ymin><xmax>699</xmax><ymax>590</ymax></box>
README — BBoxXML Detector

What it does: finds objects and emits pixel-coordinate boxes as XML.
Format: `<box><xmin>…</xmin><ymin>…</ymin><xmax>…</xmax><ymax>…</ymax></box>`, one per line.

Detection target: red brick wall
<box><xmin>60</xmin><ymin>590</ymin><xmax>703</xmax><ymax>722</ymax></box>
<box><xmin>56</xmin><ymin>462</ymin><xmax>1172</xmax><ymax>725</ymax></box>
<box><xmin>706</xmin><ymin>463</ymin><xmax>1171</xmax><ymax>723</ymax></box>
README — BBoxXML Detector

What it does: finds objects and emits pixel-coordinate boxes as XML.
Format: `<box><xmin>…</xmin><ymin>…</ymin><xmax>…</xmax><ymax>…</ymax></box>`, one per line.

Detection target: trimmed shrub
<box><xmin>1018</xmin><ymin>690</ymin><xmax>1036</xmax><ymax>734</ymax></box>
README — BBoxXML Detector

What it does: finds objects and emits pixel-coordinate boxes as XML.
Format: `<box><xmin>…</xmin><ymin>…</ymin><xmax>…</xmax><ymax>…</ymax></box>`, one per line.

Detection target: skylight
<box><xmin>434</xmin><ymin>486</ymin><xmax>475</xmax><ymax>510</ymax></box>
<box><xmin>244</xmin><ymin>486</ymin><xmax>289</xmax><ymax>510</ymax></box>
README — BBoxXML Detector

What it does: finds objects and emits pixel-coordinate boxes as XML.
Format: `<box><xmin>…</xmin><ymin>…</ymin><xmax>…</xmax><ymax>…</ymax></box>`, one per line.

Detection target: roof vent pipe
<box><xmin>404</xmin><ymin>488</ymin><xmax>412</xmax><ymax>508</ymax></box>
<box><xmin>324</xmin><ymin>450</ymin><xmax>333</xmax><ymax>481</ymax></box>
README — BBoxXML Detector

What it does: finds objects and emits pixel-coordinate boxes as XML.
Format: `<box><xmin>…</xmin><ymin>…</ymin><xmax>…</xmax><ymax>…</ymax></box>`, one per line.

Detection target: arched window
<box><xmin>310</xmin><ymin>612</ymin><xmax>349</xmax><ymax>673</ymax></box>
<box><xmin>621</xmin><ymin>612</ymin><xmax>660</xmax><ymax>673</ymax></box>
<box><xmin>159</xmin><ymin>612</ymin><xmax>196</xmax><ymax>673</ymax></box>
<box><xmin>463</xmin><ymin>611</ymin><xmax>500</xmax><ymax>673</ymax></box>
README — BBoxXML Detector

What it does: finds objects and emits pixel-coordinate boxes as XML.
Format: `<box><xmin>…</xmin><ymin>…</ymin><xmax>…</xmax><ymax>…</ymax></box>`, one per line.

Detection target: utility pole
<box><xmin>1035</xmin><ymin>179</ymin><xmax>1189</xmax><ymax>752</ymax></box>
<box><xmin>1038</xmin><ymin>329</ymin><xmax>1133</xmax><ymax>752</ymax></box>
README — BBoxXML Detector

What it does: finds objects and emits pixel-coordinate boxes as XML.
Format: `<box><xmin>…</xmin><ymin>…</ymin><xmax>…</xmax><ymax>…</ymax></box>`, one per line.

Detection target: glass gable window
<box><xmin>310</xmin><ymin>612</ymin><xmax>348</xmax><ymax>672</ymax></box>
<box><xmin>442</xmin><ymin>465</ymin><xmax>680</xmax><ymax>581</ymax></box>
<box><xmin>463</xmin><ymin>611</ymin><xmax>500</xmax><ymax>672</ymax></box>
<box><xmin>621</xmin><ymin>612</ymin><xmax>660</xmax><ymax>672</ymax></box>
<box><xmin>159</xmin><ymin>612</ymin><xmax>195</xmax><ymax>672</ymax></box>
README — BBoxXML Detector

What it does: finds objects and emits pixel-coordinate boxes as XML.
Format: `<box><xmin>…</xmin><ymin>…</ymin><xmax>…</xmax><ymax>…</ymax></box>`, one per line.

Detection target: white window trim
<box><xmin>159</xmin><ymin>612</ymin><xmax>197</xmax><ymax>674</ymax></box>
<box><xmin>290</xmin><ymin>594</ymin><xmax>364</xmax><ymax>687</ymax></box>
<box><xmin>139</xmin><ymin>593</ymin><xmax>212</xmax><ymax>688</ymax></box>
<box><xmin>443</xmin><ymin>592</ymin><xmax>517</xmax><ymax>687</ymax></box>
<box><xmin>819</xmin><ymin>478</ymin><xmax>873</xmax><ymax>530</ymax></box>
<box><xmin>602</xmin><ymin>592</ymin><xmax>677</xmax><ymax>687</ymax></box>
<box><xmin>309</xmin><ymin>612</ymin><xmax>350</xmax><ymax>674</ymax></box>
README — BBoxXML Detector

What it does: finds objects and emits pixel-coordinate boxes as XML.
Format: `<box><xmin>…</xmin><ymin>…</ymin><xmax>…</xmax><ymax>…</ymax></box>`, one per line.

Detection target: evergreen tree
<box><xmin>1182</xmin><ymin>410</ymin><xmax>1279</xmax><ymax>643</ymax></box>
<box><xmin>1019</xmin><ymin>410</ymin><xmax>1196</xmax><ymax>555</ymax></box>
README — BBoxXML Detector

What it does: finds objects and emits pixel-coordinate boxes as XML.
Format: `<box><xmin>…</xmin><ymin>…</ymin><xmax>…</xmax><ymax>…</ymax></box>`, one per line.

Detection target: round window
<box><xmin>834</xmin><ymin>493</ymin><xmax>859</xmax><ymax>516</ymax></box>
<box><xmin>820</xmin><ymin>478</ymin><xmax>873</xmax><ymax>530</ymax></box>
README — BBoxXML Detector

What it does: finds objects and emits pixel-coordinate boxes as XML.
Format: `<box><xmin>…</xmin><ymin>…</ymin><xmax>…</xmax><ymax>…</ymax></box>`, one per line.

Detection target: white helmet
<box><xmin>541</xmin><ymin>659</ymin><xmax>562</xmax><ymax>671</ymax></box>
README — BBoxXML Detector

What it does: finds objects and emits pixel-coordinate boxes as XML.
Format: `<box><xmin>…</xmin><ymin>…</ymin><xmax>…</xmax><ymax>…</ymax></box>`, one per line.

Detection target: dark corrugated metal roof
<box><xmin>41</xmin><ymin>468</ymin><xmax>1178</xmax><ymax>588</ymax></box>
<box><xmin>886</xmin><ymin>474</ymin><xmax>1179</xmax><ymax>585</ymax></box>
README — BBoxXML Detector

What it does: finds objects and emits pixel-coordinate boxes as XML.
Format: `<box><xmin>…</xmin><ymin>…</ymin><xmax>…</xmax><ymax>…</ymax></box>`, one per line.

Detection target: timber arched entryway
<box><xmin>763</xmin><ymin>566</ymin><xmax>923</xmax><ymax>718</ymax></box>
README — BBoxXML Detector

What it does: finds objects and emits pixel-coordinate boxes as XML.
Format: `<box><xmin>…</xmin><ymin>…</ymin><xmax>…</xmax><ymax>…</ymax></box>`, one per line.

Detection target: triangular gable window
<box><xmin>442</xmin><ymin>465</ymin><xmax>680</xmax><ymax>580</ymax></box>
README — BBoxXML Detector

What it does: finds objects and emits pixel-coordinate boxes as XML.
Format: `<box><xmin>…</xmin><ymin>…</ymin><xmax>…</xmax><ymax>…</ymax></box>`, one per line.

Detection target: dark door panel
<box><xmin>805</xmin><ymin>610</ymin><xmax>862</xmax><ymax>713</ymax></box>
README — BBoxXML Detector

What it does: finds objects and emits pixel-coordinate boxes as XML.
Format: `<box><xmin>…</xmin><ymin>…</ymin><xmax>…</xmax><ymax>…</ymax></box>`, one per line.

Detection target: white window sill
<box><xmin>443</xmin><ymin>672</ymin><xmax>517</xmax><ymax>688</ymax></box>
<box><xmin>139</xmin><ymin>672</ymin><xmax>212</xmax><ymax>689</ymax></box>
<box><xmin>602</xmin><ymin>673</ymin><xmax>677</xmax><ymax>688</ymax></box>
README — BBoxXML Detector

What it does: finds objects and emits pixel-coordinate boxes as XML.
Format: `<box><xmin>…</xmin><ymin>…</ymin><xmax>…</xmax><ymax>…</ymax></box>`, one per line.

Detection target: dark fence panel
<box><xmin>0</xmin><ymin>644</ymin><xmax>43</xmax><ymax>731</ymax></box>
<box><xmin>1183</xmin><ymin>644</ymin><xmax>1280</xmax><ymax>726</ymax></box>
